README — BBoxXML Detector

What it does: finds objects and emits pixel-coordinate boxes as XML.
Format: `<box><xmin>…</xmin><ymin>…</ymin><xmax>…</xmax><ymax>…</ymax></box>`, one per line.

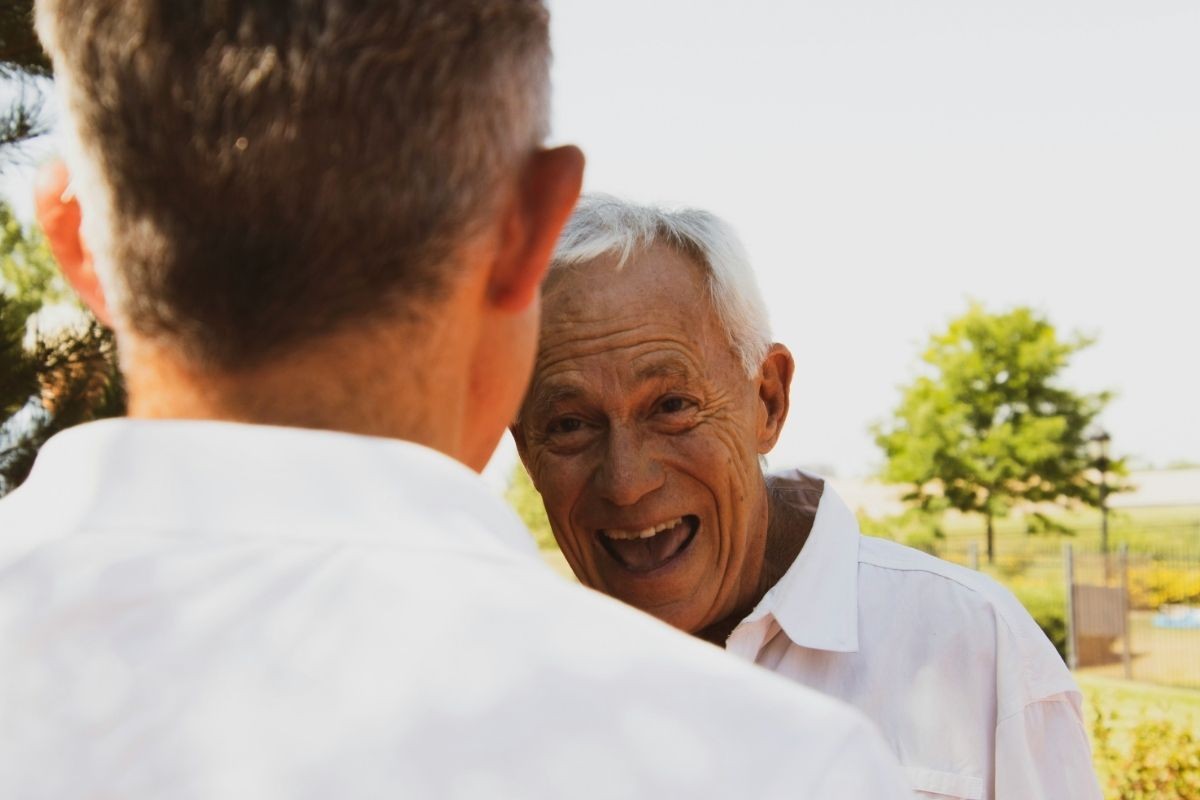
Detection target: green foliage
<box><xmin>504</xmin><ymin>464</ymin><xmax>557</xmax><ymax>552</ymax></box>
<box><xmin>0</xmin><ymin>202</ymin><xmax>50</xmax><ymax>423</ymax></box>
<box><xmin>0</xmin><ymin>202</ymin><xmax>125</xmax><ymax>496</ymax></box>
<box><xmin>991</xmin><ymin>552</ymin><xmax>1036</xmax><ymax>580</ymax></box>
<box><xmin>0</xmin><ymin>290</ymin><xmax>36</xmax><ymax>420</ymax></box>
<box><xmin>0</xmin><ymin>1</ymin><xmax>49</xmax><ymax>75</ymax></box>
<box><xmin>900</xmin><ymin>531</ymin><xmax>940</xmax><ymax>556</ymax></box>
<box><xmin>875</xmin><ymin>303</ymin><xmax>1123</xmax><ymax>562</ymax></box>
<box><xmin>1091</xmin><ymin>697</ymin><xmax>1200</xmax><ymax>799</ymax></box>
<box><xmin>1</xmin><ymin>319</ymin><xmax>124</xmax><ymax>492</ymax></box>
<box><xmin>1</xmin><ymin>202</ymin><xmax>68</xmax><ymax>318</ymax></box>
<box><xmin>1</xmin><ymin>0</ymin><xmax>51</xmax><ymax>157</ymax></box>
<box><xmin>859</xmin><ymin>508</ymin><xmax>946</xmax><ymax>555</ymax></box>
<box><xmin>1002</xmin><ymin>573</ymin><xmax>1067</xmax><ymax>661</ymax></box>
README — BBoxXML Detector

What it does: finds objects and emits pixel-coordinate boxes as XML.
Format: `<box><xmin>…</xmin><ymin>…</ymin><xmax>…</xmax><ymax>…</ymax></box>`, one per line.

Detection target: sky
<box><xmin>540</xmin><ymin>0</ymin><xmax>1200</xmax><ymax>476</ymax></box>
<box><xmin>3</xmin><ymin>0</ymin><xmax>1198</xmax><ymax>479</ymax></box>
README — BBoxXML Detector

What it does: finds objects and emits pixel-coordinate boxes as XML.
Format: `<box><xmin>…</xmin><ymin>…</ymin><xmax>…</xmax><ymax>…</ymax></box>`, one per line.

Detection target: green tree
<box><xmin>0</xmin><ymin>8</ymin><xmax>124</xmax><ymax>498</ymax></box>
<box><xmin>505</xmin><ymin>463</ymin><xmax>556</xmax><ymax>551</ymax></box>
<box><xmin>1</xmin><ymin>0</ymin><xmax>51</xmax><ymax>158</ymax></box>
<box><xmin>0</xmin><ymin>201</ymin><xmax>124</xmax><ymax>496</ymax></box>
<box><xmin>874</xmin><ymin>303</ymin><xmax>1121</xmax><ymax>563</ymax></box>
<box><xmin>1</xmin><ymin>201</ymin><xmax>55</xmax><ymax>427</ymax></box>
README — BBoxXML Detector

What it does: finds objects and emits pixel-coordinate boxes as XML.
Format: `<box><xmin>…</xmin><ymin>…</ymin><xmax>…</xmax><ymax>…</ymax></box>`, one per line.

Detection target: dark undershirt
<box><xmin>697</xmin><ymin>471</ymin><xmax>825</xmax><ymax>646</ymax></box>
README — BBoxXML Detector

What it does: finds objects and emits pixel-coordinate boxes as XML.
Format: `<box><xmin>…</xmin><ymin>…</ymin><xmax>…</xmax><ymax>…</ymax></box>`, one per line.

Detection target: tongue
<box><xmin>606</xmin><ymin>520</ymin><xmax>692</xmax><ymax>572</ymax></box>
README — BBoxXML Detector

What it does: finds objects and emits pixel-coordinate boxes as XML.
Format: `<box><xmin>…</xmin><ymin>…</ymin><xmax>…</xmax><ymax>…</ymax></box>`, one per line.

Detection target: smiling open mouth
<box><xmin>596</xmin><ymin>515</ymin><xmax>699</xmax><ymax>573</ymax></box>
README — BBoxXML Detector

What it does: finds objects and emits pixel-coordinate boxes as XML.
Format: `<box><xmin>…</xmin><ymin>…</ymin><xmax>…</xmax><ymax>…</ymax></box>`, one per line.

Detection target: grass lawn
<box><xmin>1079</xmin><ymin>673</ymin><xmax>1200</xmax><ymax>738</ymax></box>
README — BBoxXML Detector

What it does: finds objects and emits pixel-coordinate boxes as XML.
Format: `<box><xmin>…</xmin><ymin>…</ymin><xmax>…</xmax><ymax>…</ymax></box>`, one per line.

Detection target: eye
<box><xmin>656</xmin><ymin>396</ymin><xmax>694</xmax><ymax>415</ymax></box>
<box><xmin>542</xmin><ymin>415</ymin><xmax>595</xmax><ymax>453</ymax></box>
<box><xmin>547</xmin><ymin>417</ymin><xmax>584</xmax><ymax>435</ymax></box>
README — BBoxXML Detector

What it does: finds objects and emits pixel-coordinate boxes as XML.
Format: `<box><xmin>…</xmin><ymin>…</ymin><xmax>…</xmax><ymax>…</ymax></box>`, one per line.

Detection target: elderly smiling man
<box><xmin>514</xmin><ymin>195</ymin><xmax>1103</xmax><ymax>800</ymax></box>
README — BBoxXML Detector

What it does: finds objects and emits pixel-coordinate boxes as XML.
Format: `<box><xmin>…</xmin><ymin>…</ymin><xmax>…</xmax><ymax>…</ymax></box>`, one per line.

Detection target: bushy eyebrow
<box><xmin>526</xmin><ymin>356</ymin><xmax>700</xmax><ymax>422</ymax></box>
<box><xmin>527</xmin><ymin>383</ymin><xmax>584</xmax><ymax>421</ymax></box>
<box><xmin>633</xmin><ymin>357</ymin><xmax>698</xmax><ymax>384</ymax></box>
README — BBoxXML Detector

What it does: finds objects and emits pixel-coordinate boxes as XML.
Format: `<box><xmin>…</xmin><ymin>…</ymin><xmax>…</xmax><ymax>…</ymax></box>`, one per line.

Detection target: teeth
<box><xmin>602</xmin><ymin>517</ymin><xmax>684</xmax><ymax>541</ymax></box>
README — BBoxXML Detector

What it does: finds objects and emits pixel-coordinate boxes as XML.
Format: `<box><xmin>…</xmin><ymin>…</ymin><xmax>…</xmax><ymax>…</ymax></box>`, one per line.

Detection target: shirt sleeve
<box><xmin>995</xmin><ymin>693</ymin><xmax>1102</xmax><ymax>800</ymax></box>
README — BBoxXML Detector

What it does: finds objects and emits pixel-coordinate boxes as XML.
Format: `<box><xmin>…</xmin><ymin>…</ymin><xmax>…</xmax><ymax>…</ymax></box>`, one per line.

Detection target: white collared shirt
<box><xmin>0</xmin><ymin>421</ymin><xmax>909</xmax><ymax>799</ymax></box>
<box><xmin>727</xmin><ymin>470</ymin><xmax>1101</xmax><ymax>800</ymax></box>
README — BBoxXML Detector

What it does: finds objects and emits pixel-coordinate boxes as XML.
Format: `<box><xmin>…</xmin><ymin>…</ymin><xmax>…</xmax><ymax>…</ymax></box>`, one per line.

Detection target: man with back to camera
<box><xmin>0</xmin><ymin>2</ymin><xmax>912</xmax><ymax>797</ymax></box>
<box><xmin>514</xmin><ymin>194</ymin><xmax>1104</xmax><ymax>800</ymax></box>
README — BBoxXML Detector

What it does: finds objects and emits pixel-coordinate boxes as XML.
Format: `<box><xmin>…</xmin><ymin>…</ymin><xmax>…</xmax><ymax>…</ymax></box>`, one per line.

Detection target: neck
<box><xmin>120</xmin><ymin>318</ymin><xmax>473</xmax><ymax>461</ymax></box>
<box><xmin>695</xmin><ymin>475</ymin><xmax>814</xmax><ymax>646</ymax></box>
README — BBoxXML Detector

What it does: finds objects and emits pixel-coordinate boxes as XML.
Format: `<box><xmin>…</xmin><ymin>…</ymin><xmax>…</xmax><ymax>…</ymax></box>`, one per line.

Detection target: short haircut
<box><xmin>37</xmin><ymin>0</ymin><xmax>550</xmax><ymax>368</ymax></box>
<box><xmin>549</xmin><ymin>195</ymin><xmax>772</xmax><ymax>377</ymax></box>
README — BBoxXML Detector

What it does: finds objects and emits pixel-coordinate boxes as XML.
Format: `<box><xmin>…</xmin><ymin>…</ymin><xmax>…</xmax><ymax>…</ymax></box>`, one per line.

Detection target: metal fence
<box><xmin>937</xmin><ymin>531</ymin><xmax>1200</xmax><ymax>690</ymax></box>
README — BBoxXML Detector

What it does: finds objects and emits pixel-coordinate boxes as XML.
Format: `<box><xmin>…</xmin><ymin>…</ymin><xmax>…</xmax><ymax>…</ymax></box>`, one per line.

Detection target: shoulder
<box><xmin>857</xmin><ymin>535</ymin><xmax>1027</xmax><ymax>619</ymax></box>
<box><xmin>0</xmin><ymin>530</ymin><xmax>903</xmax><ymax>798</ymax></box>
<box><xmin>383</xmin><ymin>555</ymin><xmax>909</xmax><ymax>797</ymax></box>
<box><xmin>856</xmin><ymin>535</ymin><xmax>1077</xmax><ymax>706</ymax></box>
<box><xmin>500</xmin><ymin>569</ymin><xmax>901</xmax><ymax>788</ymax></box>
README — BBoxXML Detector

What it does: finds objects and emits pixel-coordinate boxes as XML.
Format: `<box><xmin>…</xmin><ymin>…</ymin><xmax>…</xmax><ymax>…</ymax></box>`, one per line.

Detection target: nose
<box><xmin>594</xmin><ymin>424</ymin><xmax>664</xmax><ymax>507</ymax></box>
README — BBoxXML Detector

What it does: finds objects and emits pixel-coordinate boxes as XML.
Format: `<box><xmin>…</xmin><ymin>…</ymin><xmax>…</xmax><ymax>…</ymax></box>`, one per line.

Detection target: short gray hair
<box><xmin>37</xmin><ymin>0</ymin><xmax>551</xmax><ymax>369</ymax></box>
<box><xmin>550</xmin><ymin>195</ymin><xmax>772</xmax><ymax>376</ymax></box>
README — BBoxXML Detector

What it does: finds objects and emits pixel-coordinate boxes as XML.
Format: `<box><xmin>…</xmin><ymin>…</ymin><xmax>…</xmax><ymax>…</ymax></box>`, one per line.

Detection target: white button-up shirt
<box><xmin>0</xmin><ymin>421</ymin><xmax>910</xmax><ymax>799</ymax></box>
<box><xmin>727</xmin><ymin>470</ymin><xmax>1101</xmax><ymax>800</ymax></box>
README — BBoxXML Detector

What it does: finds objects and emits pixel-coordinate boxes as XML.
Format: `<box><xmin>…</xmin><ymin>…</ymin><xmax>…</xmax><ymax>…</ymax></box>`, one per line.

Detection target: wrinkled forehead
<box><xmin>541</xmin><ymin>242</ymin><xmax>714</xmax><ymax>329</ymax></box>
<box><xmin>525</xmin><ymin>243</ymin><xmax>742</xmax><ymax>407</ymax></box>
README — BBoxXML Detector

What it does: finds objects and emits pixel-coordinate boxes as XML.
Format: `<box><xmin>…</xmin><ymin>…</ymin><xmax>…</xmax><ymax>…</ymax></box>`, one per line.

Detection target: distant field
<box><xmin>937</xmin><ymin>505</ymin><xmax>1200</xmax><ymax>555</ymax></box>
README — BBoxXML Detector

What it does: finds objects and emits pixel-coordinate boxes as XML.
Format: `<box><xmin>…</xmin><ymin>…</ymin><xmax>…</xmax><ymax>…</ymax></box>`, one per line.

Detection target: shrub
<box><xmin>858</xmin><ymin>509</ymin><xmax>945</xmax><ymax>556</ymax></box>
<box><xmin>993</xmin><ymin>552</ymin><xmax>1035</xmax><ymax>580</ymax></box>
<box><xmin>1091</xmin><ymin>697</ymin><xmax>1200</xmax><ymax>799</ymax></box>
<box><xmin>902</xmin><ymin>531</ymin><xmax>940</xmax><ymax>556</ymax></box>
<box><xmin>1007</xmin><ymin>578</ymin><xmax>1068</xmax><ymax>662</ymax></box>
<box><xmin>1127</xmin><ymin>565</ymin><xmax>1200</xmax><ymax>611</ymax></box>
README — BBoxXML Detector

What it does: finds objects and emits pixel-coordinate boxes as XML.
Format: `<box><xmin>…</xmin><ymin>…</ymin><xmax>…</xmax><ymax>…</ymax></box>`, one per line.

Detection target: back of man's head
<box><xmin>37</xmin><ymin>0</ymin><xmax>550</xmax><ymax>370</ymax></box>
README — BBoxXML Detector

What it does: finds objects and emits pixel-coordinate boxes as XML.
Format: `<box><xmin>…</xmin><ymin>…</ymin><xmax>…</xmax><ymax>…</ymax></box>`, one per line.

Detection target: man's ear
<box><xmin>510</xmin><ymin>422</ymin><xmax>528</xmax><ymax>457</ymax></box>
<box><xmin>34</xmin><ymin>160</ymin><xmax>112</xmax><ymax>326</ymax></box>
<box><xmin>510</xmin><ymin>421</ymin><xmax>536</xmax><ymax>473</ymax></box>
<box><xmin>756</xmin><ymin>343</ymin><xmax>794</xmax><ymax>454</ymax></box>
<box><xmin>511</xmin><ymin>420</ymin><xmax>550</xmax><ymax>483</ymax></box>
<box><xmin>489</xmin><ymin>145</ymin><xmax>585</xmax><ymax>311</ymax></box>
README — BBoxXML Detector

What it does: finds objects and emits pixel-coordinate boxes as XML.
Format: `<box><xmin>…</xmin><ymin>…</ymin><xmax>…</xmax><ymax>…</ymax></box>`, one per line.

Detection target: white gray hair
<box><xmin>550</xmin><ymin>194</ymin><xmax>772</xmax><ymax>376</ymax></box>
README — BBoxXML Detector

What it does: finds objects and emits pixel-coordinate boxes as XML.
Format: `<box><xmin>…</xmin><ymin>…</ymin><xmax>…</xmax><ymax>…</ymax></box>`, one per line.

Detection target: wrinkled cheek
<box><xmin>544</xmin><ymin>500</ymin><xmax>586</xmax><ymax>569</ymax></box>
<box><xmin>531</xmin><ymin>458</ymin><xmax>592</xmax><ymax>581</ymax></box>
<box><xmin>556</xmin><ymin>523</ymin><xmax>598</xmax><ymax>586</ymax></box>
<box><xmin>702</xmin><ymin>442</ymin><xmax>761</xmax><ymax>618</ymax></box>
<box><xmin>546</xmin><ymin>502</ymin><xmax>605</xmax><ymax>590</ymax></box>
<box><xmin>709</xmin><ymin>479</ymin><xmax>746</xmax><ymax>602</ymax></box>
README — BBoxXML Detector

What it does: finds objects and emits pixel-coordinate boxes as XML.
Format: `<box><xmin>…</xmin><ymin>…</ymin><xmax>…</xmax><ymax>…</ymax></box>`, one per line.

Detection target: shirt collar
<box><xmin>737</xmin><ymin>469</ymin><xmax>861</xmax><ymax>653</ymax></box>
<box><xmin>9</xmin><ymin>418</ymin><xmax>540</xmax><ymax>561</ymax></box>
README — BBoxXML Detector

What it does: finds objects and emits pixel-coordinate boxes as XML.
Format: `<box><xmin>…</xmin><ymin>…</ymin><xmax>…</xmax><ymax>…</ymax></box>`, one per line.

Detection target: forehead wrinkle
<box><xmin>539</xmin><ymin>308</ymin><xmax>687</xmax><ymax>339</ymax></box>
<box><xmin>535</xmin><ymin>325</ymin><xmax>699</xmax><ymax>376</ymax></box>
<box><xmin>631</xmin><ymin>353</ymin><xmax>700</xmax><ymax>384</ymax></box>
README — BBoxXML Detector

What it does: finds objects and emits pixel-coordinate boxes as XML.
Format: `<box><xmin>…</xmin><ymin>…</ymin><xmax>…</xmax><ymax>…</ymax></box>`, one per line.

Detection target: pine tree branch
<box><xmin>0</xmin><ymin>0</ymin><xmax>51</xmax><ymax>75</ymax></box>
